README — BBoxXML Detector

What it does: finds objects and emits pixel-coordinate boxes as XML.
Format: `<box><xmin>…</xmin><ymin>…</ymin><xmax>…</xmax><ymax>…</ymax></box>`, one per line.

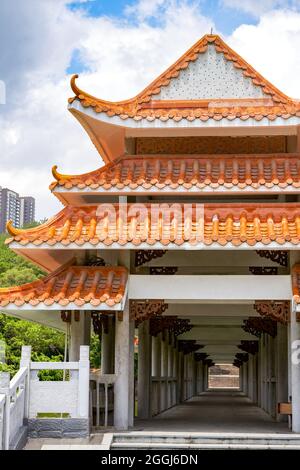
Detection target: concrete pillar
<box><xmin>69</xmin><ymin>311</ymin><xmax>85</xmax><ymax>361</ymax></box>
<box><xmin>242</xmin><ymin>361</ymin><xmax>248</xmax><ymax>396</ymax></box>
<box><xmin>239</xmin><ymin>365</ymin><xmax>243</xmax><ymax>392</ymax></box>
<box><xmin>174</xmin><ymin>344</ymin><xmax>180</xmax><ymax>405</ymax></box>
<box><xmin>276</xmin><ymin>323</ymin><xmax>288</xmax><ymax>422</ymax></box>
<box><xmin>252</xmin><ymin>354</ymin><xmax>258</xmax><ymax>404</ymax></box>
<box><xmin>290</xmin><ymin>307</ymin><xmax>300</xmax><ymax>432</ymax></box>
<box><xmin>152</xmin><ymin>333</ymin><xmax>161</xmax><ymax>415</ymax></box>
<box><xmin>248</xmin><ymin>356</ymin><xmax>254</xmax><ymax>401</ymax></box>
<box><xmin>197</xmin><ymin>361</ymin><xmax>204</xmax><ymax>394</ymax></box>
<box><xmin>257</xmin><ymin>340</ymin><xmax>262</xmax><ymax>407</ymax></box>
<box><xmin>101</xmin><ymin>316</ymin><xmax>115</xmax><ymax>374</ymax></box>
<box><xmin>178</xmin><ymin>351</ymin><xmax>184</xmax><ymax>403</ymax></box>
<box><xmin>161</xmin><ymin>331</ymin><xmax>169</xmax><ymax>411</ymax></box>
<box><xmin>138</xmin><ymin>320</ymin><xmax>152</xmax><ymax>419</ymax></box>
<box><xmin>168</xmin><ymin>336</ymin><xmax>174</xmax><ymax>408</ymax></box>
<box><xmin>114</xmin><ymin>305</ymin><xmax>134</xmax><ymax>430</ymax></box>
<box><xmin>203</xmin><ymin>364</ymin><xmax>208</xmax><ymax>391</ymax></box>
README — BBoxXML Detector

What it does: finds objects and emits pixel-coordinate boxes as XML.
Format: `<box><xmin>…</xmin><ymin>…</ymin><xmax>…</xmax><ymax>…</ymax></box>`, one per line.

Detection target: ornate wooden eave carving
<box><xmin>203</xmin><ymin>359</ymin><xmax>215</xmax><ymax>367</ymax></box>
<box><xmin>130</xmin><ymin>299</ymin><xmax>168</xmax><ymax>326</ymax></box>
<box><xmin>91</xmin><ymin>311</ymin><xmax>110</xmax><ymax>335</ymax></box>
<box><xmin>170</xmin><ymin>318</ymin><xmax>192</xmax><ymax>336</ymax></box>
<box><xmin>194</xmin><ymin>352</ymin><xmax>209</xmax><ymax>362</ymax></box>
<box><xmin>254</xmin><ymin>300</ymin><xmax>290</xmax><ymax>325</ymax></box>
<box><xmin>135</xmin><ymin>250</ymin><xmax>167</xmax><ymax>267</ymax></box>
<box><xmin>86</xmin><ymin>256</ymin><xmax>106</xmax><ymax>266</ymax></box>
<box><xmin>238</xmin><ymin>340</ymin><xmax>259</xmax><ymax>355</ymax></box>
<box><xmin>242</xmin><ymin>317</ymin><xmax>277</xmax><ymax>338</ymax></box>
<box><xmin>149</xmin><ymin>266</ymin><xmax>178</xmax><ymax>275</ymax></box>
<box><xmin>249</xmin><ymin>266</ymin><xmax>278</xmax><ymax>275</ymax></box>
<box><xmin>255</xmin><ymin>250</ymin><xmax>288</xmax><ymax>267</ymax></box>
<box><xmin>235</xmin><ymin>352</ymin><xmax>249</xmax><ymax>363</ymax></box>
<box><xmin>178</xmin><ymin>340</ymin><xmax>204</xmax><ymax>355</ymax></box>
<box><xmin>150</xmin><ymin>315</ymin><xmax>178</xmax><ymax>336</ymax></box>
<box><xmin>233</xmin><ymin>359</ymin><xmax>242</xmax><ymax>368</ymax></box>
<box><xmin>61</xmin><ymin>311</ymin><xmax>80</xmax><ymax>323</ymax></box>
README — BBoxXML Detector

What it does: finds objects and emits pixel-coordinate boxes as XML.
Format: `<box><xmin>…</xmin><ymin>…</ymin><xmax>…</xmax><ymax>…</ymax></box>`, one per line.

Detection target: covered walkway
<box><xmin>135</xmin><ymin>390</ymin><xmax>290</xmax><ymax>433</ymax></box>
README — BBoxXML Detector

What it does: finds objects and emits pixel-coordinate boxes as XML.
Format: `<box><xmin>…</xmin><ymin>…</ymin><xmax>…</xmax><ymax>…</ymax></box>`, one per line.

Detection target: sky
<box><xmin>1</xmin><ymin>0</ymin><xmax>300</xmax><ymax>219</ymax></box>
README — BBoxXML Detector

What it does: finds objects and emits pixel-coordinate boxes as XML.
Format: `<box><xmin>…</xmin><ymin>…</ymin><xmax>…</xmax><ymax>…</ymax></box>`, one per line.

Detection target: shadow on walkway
<box><xmin>134</xmin><ymin>390</ymin><xmax>290</xmax><ymax>433</ymax></box>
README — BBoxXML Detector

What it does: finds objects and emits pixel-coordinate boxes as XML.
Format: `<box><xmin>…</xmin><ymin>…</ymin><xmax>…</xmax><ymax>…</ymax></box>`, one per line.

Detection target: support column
<box><xmin>152</xmin><ymin>333</ymin><xmax>161</xmax><ymax>416</ymax></box>
<box><xmin>290</xmin><ymin>307</ymin><xmax>300</xmax><ymax>432</ymax></box>
<box><xmin>69</xmin><ymin>311</ymin><xmax>85</xmax><ymax>361</ymax></box>
<box><xmin>167</xmin><ymin>335</ymin><xmax>174</xmax><ymax>408</ymax></box>
<box><xmin>101</xmin><ymin>317</ymin><xmax>115</xmax><ymax>374</ymax></box>
<box><xmin>178</xmin><ymin>350</ymin><xmax>184</xmax><ymax>403</ymax></box>
<box><xmin>161</xmin><ymin>331</ymin><xmax>169</xmax><ymax>411</ymax></box>
<box><xmin>114</xmin><ymin>305</ymin><xmax>134</xmax><ymax>430</ymax></box>
<box><xmin>138</xmin><ymin>319</ymin><xmax>152</xmax><ymax>419</ymax></box>
<box><xmin>276</xmin><ymin>323</ymin><xmax>288</xmax><ymax>422</ymax></box>
<box><xmin>248</xmin><ymin>356</ymin><xmax>254</xmax><ymax>401</ymax></box>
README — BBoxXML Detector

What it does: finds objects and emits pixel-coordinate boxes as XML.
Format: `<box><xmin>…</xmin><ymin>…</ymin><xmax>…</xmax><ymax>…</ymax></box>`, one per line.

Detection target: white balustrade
<box><xmin>0</xmin><ymin>345</ymin><xmax>90</xmax><ymax>450</ymax></box>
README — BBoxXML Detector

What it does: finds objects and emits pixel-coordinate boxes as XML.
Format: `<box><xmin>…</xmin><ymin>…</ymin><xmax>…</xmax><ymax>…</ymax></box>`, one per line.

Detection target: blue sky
<box><xmin>1</xmin><ymin>0</ymin><xmax>300</xmax><ymax>218</ymax></box>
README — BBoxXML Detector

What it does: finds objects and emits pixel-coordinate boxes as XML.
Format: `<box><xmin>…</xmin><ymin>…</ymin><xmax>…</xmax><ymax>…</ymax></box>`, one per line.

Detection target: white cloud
<box><xmin>1</xmin><ymin>0</ymin><xmax>300</xmax><ymax>221</ymax></box>
<box><xmin>228</xmin><ymin>9</ymin><xmax>300</xmax><ymax>98</ymax></box>
<box><xmin>222</xmin><ymin>0</ymin><xmax>300</xmax><ymax>16</ymax></box>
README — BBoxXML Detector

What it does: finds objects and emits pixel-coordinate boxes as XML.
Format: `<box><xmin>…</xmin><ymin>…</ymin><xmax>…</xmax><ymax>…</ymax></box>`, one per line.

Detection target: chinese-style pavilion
<box><xmin>1</xmin><ymin>34</ymin><xmax>300</xmax><ymax>433</ymax></box>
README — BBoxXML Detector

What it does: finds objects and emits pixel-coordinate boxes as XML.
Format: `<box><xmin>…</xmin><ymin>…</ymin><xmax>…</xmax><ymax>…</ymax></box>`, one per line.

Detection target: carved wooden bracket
<box><xmin>130</xmin><ymin>299</ymin><xmax>168</xmax><ymax>325</ymax></box>
<box><xmin>135</xmin><ymin>250</ymin><xmax>167</xmax><ymax>267</ymax></box>
<box><xmin>254</xmin><ymin>301</ymin><xmax>290</xmax><ymax>325</ymax></box>
<box><xmin>249</xmin><ymin>266</ymin><xmax>278</xmax><ymax>275</ymax></box>
<box><xmin>178</xmin><ymin>340</ymin><xmax>204</xmax><ymax>355</ymax></box>
<box><xmin>194</xmin><ymin>352</ymin><xmax>209</xmax><ymax>362</ymax></box>
<box><xmin>86</xmin><ymin>256</ymin><xmax>106</xmax><ymax>266</ymax></box>
<box><xmin>242</xmin><ymin>317</ymin><xmax>277</xmax><ymax>338</ymax></box>
<box><xmin>150</xmin><ymin>266</ymin><xmax>178</xmax><ymax>275</ymax></box>
<box><xmin>171</xmin><ymin>318</ymin><xmax>192</xmax><ymax>336</ymax></box>
<box><xmin>255</xmin><ymin>250</ymin><xmax>288</xmax><ymax>267</ymax></box>
<box><xmin>238</xmin><ymin>340</ymin><xmax>259</xmax><ymax>355</ymax></box>
<box><xmin>60</xmin><ymin>311</ymin><xmax>80</xmax><ymax>323</ymax></box>
<box><xmin>235</xmin><ymin>352</ymin><xmax>249</xmax><ymax>363</ymax></box>
<box><xmin>91</xmin><ymin>311</ymin><xmax>110</xmax><ymax>336</ymax></box>
<box><xmin>203</xmin><ymin>359</ymin><xmax>215</xmax><ymax>367</ymax></box>
<box><xmin>233</xmin><ymin>359</ymin><xmax>242</xmax><ymax>368</ymax></box>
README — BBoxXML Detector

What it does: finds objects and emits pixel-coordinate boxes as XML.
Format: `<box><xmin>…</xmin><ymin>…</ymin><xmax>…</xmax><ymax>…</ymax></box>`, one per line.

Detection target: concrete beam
<box><xmin>129</xmin><ymin>275</ymin><xmax>291</xmax><ymax>301</ymax></box>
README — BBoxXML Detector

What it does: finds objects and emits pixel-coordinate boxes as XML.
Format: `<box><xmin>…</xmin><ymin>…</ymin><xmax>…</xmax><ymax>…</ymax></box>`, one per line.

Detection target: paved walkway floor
<box><xmin>134</xmin><ymin>390</ymin><xmax>290</xmax><ymax>433</ymax></box>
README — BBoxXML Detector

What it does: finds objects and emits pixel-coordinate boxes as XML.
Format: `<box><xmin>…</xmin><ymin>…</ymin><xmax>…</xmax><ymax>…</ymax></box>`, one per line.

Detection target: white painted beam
<box><xmin>129</xmin><ymin>275</ymin><xmax>291</xmax><ymax>301</ymax></box>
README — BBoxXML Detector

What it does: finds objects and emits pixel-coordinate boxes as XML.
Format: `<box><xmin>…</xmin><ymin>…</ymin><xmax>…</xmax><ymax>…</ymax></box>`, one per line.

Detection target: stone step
<box><xmin>112</xmin><ymin>442</ymin><xmax>300</xmax><ymax>450</ymax></box>
<box><xmin>111</xmin><ymin>432</ymin><xmax>300</xmax><ymax>449</ymax></box>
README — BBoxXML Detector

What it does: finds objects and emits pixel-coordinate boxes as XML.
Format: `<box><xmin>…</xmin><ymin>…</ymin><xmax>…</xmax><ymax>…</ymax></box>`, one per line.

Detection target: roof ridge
<box><xmin>69</xmin><ymin>34</ymin><xmax>295</xmax><ymax>114</ymax></box>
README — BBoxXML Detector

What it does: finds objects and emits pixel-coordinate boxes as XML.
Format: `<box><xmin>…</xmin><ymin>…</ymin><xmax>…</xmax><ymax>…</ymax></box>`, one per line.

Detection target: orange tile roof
<box><xmin>0</xmin><ymin>263</ymin><xmax>128</xmax><ymax>308</ymax></box>
<box><xmin>68</xmin><ymin>34</ymin><xmax>300</xmax><ymax>122</ymax></box>
<box><xmin>6</xmin><ymin>203</ymin><xmax>300</xmax><ymax>248</ymax></box>
<box><xmin>291</xmin><ymin>264</ymin><xmax>300</xmax><ymax>304</ymax></box>
<box><xmin>50</xmin><ymin>154</ymin><xmax>300</xmax><ymax>193</ymax></box>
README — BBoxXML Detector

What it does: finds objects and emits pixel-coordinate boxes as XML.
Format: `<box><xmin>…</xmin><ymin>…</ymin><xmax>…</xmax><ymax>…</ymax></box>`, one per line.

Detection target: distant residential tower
<box><xmin>0</xmin><ymin>187</ymin><xmax>35</xmax><ymax>232</ymax></box>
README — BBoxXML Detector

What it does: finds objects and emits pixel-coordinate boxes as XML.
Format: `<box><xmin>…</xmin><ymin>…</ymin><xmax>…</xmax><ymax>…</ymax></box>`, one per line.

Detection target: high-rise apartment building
<box><xmin>0</xmin><ymin>187</ymin><xmax>35</xmax><ymax>233</ymax></box>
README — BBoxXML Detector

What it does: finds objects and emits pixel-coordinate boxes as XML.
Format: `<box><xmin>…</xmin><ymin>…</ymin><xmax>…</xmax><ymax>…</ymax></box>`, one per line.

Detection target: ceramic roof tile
<box><xmin>291</xmin><ymin>264</ymin><xmax>300</xmax><ymax>304</ymax></box>
<box><xmin>0</xmin><ymin>263</ymin><xmax>128</xmax><ymax>308</ymax></box>
<box><xmin>50</xmin><ymin>154</ymin><xmax>300</xmax><ymax>193</ymax></box>
<box><xmin>68</xmin><ymin>35</ymin><xmax>300</xmax><ymax>122</ymax></box>
<box><xmin>6</xmin><ymin>203</ymin><xmax>300</xmax><ymax>248</ymax></box>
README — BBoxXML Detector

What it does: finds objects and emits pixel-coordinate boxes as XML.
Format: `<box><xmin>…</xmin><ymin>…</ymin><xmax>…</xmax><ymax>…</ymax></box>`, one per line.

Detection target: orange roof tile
<box><xmin>50</xmin><ymin>154</ymin><xmax>300</xmax><ymax>193</ymax></box>
<box><xmin>0</xmin><ymin>263</ymin><xmax>128</xmax><ymax>308</ymax></box>
<box><xmin>292</xmin><ymin>264</ymin><xmax>300</xmax><ymax>304</ymax></box>
<box><xmin>68</xmin><ymin>35</ymin><xmax>300</xmax><ymax>122</ymax></box>
<box><xmin>6</xmin><ymin>203</ymin><xmax>300</xmax><ymax>248</ymax></box>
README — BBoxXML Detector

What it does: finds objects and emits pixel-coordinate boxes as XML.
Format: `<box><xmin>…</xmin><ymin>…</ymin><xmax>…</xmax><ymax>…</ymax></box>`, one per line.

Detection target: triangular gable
<box><xmin>69</xmin><ymin>34</ymin><xmax>299</xmax><ymax>121</ymax></box>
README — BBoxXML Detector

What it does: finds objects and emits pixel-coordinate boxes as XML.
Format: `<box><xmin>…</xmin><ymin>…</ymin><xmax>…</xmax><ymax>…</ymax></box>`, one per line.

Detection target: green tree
<box><xmin>0</xmin><ymin>232</ymin><xmax>101</xmax><ymax>377</ymax></box>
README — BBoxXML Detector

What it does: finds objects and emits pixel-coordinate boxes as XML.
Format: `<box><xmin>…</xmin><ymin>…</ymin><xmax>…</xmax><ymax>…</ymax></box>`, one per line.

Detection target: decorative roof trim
<box><xmin>0</xmin><ymin>262</ymin><xmax>128</xmax><ymax>309</ymax></box>
<box><xmin>50</xmin><ymin>153</ymin><xmax>300</xmax><ymax>194</ymax></box>
<box><xmin>68</xmin><ymin>34</ymin><xmax>300</xmax><ymax>122</ymax></box>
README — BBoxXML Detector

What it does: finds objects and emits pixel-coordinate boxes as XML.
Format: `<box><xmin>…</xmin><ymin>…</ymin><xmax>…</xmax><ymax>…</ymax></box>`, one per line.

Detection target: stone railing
<box><xmin>89</xmin><ymin>371</ymin><xmax>116</xmax><ymax>428</ymax></box>
<box><xmin>0</xmin><ymin>366</ymin><xmax>28</xmax><ymax>450</ymax></box>
<box><xmin>0</xmin><ymin>345</ymin><xmax>90</xmax><ymax>448</ymax></box>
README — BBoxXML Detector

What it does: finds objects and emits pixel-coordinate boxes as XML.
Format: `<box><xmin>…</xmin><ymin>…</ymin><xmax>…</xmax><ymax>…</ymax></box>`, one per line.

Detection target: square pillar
<box><xmin>114</xmin><ymin>304</ymin><xmax>134</xmax><ymax>430</ymax></box>
<box><xmin>152</xmin><ymin>333</ymin><xmax>162</xmax><ymax>415</ymax></box>
<box><xmin>290</xmin><ymin>306</ymin><xmax>300</xmax><ymax>432</ymax></box>
<box><xmin>137</xmin><ymin>319</ymin><xmax>152</xmax><ymax>419</ymax></box>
